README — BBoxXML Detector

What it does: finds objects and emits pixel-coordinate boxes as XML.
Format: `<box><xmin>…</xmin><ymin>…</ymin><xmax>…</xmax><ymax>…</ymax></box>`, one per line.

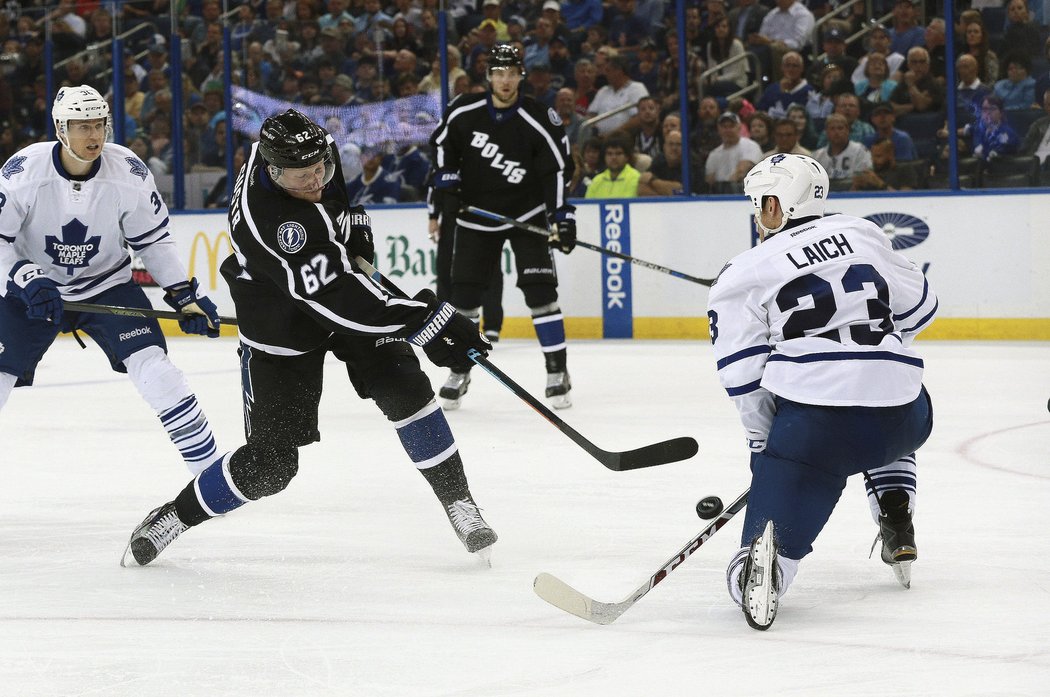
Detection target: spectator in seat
<box><xmin>853</xmin><ymin>138</ymin><xmax>918</xmax><ymax>191</ymax></box>
<box><xmin>748</xmin><ymin>112</ymin><xmax>775</xmax><ymax>153</ymax></box>
<box><xmin>748</xmin><ymin>0</ymin><xmax>815</xmax><ymax>82</ymax></box>
<box><xmin>347</xmin><ymin>146</ymin><xmax>402</xmax><ymax>204</ymax></box>
<box><xmin>632</xmin><ymin>95</ymin><xmax>663</xmax><ymax>160</ymax></box>
<box><xmin>786</xmin><ymin>102</ymin><xmax>820</xmax><ymax>150</ymax></box>
<box><xmin>639</xmin><ymin>129</ymin><xmax>702</xmax><ymax>195</ymax></box>
<box><xmin>963</xmin><ymin>20</ymin><xmax>999</xmax><ymax>86</ymax></box>
<box><xmin>923</xmin><ymin>18</ymin><xmax>948</xmax><ymax>83</ymax></box>
<box><xmin>555</xmin><ymin>87</ymin><xmax>585</xmax><ymax>147</ymax></box>
<box><xmin>570</xmin><ymin>136</ymin><xmax>604</xmax><ymax>197</ymax></box>
<box><xmin>852</xmin><ymin>23</ymin><xmax>904</xmax><ymax>85</ymax></box>
<box><xmin>814</xmin><ymin>113</ymin><xmax>873</xmax><ymax>189</ymax></box>
<box><xmin>705</xmin><ymin>111</ymin><xmax>764</xmax><ymax>193</ymax></box>
<box><xmin>994</xmin><ymin>55</ymin><xmax>1036</xmax><ymax>112</ymax></box>
<box><xmin>586</xmin><ymin>132</ymin><xmax>641</xmax><ymax>198</ymax></box>
<box><xmin>704</xmin><ymin>15</ymin><xmax>749</xmax><ymax>96</ymax></box>
<box><xmin>1003</xmin><ymin>0</ymin><xmax>1042</xmax><ymax>61</ymax></box>
<box><xmin>690</xmin><ymin>96</ymin><xmax>725</xmax><ymax>173</ymax></box>
<box><xmin>888</xmin><ymin>0</ymin><xmax>924</xmax><ymax>57</ymax></box>
<box><xmin>757</xmin><ymin>51</ymin><xmax>813</xmax><ymax>119</ymax></box>
<box><xmin>1019</xmin><ymin>90</ymin><xmax>1050</xmax><ymax>172</ymax></box>
<box><xmin>769</xmin><ymin>117</ymin><xmax>812</xmax><ymax>156</ymax></box>
<box><xmin>587</xmin><ymin>54</ymin><xmax>649</xmax><ymax>135</ymax></box>
<box><xmin>728</xmin><ymin>0</ymin><xmax>768</xmax><ymax>44</ymax></box>
<box><xmin>864</xmin><ymin>102</ymin><xmax>918</xmax><ymax>161</ymax></box>
<box><xmin>956</xmin><ymin>54</ymin><xmax>991</xmax><ymax>124</ymax></box>
<box><xmin>815</xmin><ymin>92</ymin><xmax>876</xmax><ymax>148</ymax></box>
<box><xmin>806</xmin><ymin>63</ymin><xmax>847</xmax><ymax>123</ymax></box>
<box><xmin>962</xmin><ymin>95</ymin><xmax>1020</xmax><ymax>161</ymax></box>
<box><xmin>807</xmin><ymin>27</ymin><xmax>857</xmax><ymax>87</ymax></box>
<box><xmin>562</xmin><ymin>0</ymin><xmax>604</xmax><ymax>50</ymax></box>
<box><xmin>890</xmin><ymin>47</ymin><xmax>944</xmax><ymax>116</ymax></box>
<box><xmin>856</xmin><ymin>52</ymin><xmax>898</xmax><ymax>107</ymax></box>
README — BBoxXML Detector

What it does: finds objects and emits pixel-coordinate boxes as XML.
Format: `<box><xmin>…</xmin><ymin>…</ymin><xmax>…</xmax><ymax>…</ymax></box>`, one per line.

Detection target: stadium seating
<box><xmin>897</xmin><ymin>111</ymin><xmax>944</xmax><ymax>162</ymax></box>
<box><xmin>982</xmin><ymin>154</ymin><xmax>1041</xmax><ymax>188</ymax></box>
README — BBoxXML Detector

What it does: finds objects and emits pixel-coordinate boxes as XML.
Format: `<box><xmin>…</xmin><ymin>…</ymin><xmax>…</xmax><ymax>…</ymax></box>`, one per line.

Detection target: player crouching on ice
<box><xmin>706</xmin><ymin>154</ymin><xmax>936</xmax><ymax>629</ymax></box>
<box><xmin>121</xmin><ymin>109</ymin><xmax>497</xmax><ymax>568</ymax></box>
<box><xmin>0</xmin><ymin>85</ymin><xmax>223</xmax><ymax>474</ymax></box>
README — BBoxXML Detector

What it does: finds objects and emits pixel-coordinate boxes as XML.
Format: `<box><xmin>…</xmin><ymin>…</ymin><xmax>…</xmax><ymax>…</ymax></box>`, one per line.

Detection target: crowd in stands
<box><xmin>2</xmin><ymin>0</ymin><xmax>1050</xmax><ymax>203</ymax></box>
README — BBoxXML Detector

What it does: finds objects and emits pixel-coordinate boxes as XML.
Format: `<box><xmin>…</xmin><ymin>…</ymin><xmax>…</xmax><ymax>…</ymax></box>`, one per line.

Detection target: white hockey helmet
<box><xmin>743</xmin><ymin>153</ymin><xmax>829</xmax><ymax>237</ymax></box>
<box><xmin>53</xmin><ymin>85</ymin><xmax>112</xmax><ymax>156</ymax></box>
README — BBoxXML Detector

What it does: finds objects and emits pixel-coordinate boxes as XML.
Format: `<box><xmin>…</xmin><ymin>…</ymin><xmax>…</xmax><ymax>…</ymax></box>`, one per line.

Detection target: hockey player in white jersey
<box><xmin>0</xmin><ymin>85</ymin><xmax>223</xmax><ymax>475</ymax></box>
<box><xmin>707</xmin><ymin>153</ymin><xmax>936</xmax><ymax>630</ymax></box>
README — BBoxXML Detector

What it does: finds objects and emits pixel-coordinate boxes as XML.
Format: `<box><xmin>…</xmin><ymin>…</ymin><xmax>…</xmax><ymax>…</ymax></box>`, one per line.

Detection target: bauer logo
<box><xmin>600</xmin><ymin>203</ymin><xmax>632</xmax><ymax>338</ymax></box>
<box><xmin>864</xmin><ymin>212</ymin><xmax>930</xmax><ymax>250</ymax></box>
<box><xmin>277</xmin><ymin>221</ymin><xmax>307</xmax><ymax>254</ymax></box>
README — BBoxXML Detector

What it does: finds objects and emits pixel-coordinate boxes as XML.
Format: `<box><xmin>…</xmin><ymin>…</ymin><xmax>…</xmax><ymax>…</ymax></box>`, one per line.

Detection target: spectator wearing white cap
<box><xmin>477</xmin><ymin>0</ymin><xmax>509</xmax><ymax>40</ymax></box>
<box><xmin>705</xmin><ymin>111</ymin><xmax>764</xmax><ymax>193</ymax></box>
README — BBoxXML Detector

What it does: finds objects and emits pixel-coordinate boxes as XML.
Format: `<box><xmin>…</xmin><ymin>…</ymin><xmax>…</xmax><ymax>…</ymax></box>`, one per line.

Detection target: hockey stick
<box><xmin>534</xmin><ymin>488</ymin><xmax>749</xmax><ymax>624</ymax></box>
<box><xmin>63</xmin><ymin>301</ymin><xmax>238</xmax><ymax>326</ymax></box>
<box><xmin>461</xmin><ymin>205</ymin><xmax>716</xmax><ymax>287</ymax></box>
<box><xmin>353</xmin><ymin>256</ymin><xmax>699</xmax><ymax>472</ymax></box>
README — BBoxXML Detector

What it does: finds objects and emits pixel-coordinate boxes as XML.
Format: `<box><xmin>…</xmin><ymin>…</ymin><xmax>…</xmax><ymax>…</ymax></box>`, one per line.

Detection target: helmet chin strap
<box><xmin>56</xmin><ymin>123</ymin><xmax>102</xmax><ymax>165</ymax></box>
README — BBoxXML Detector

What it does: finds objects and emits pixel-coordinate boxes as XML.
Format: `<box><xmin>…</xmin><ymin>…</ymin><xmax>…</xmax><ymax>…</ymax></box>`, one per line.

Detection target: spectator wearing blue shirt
<box><xmin>864</xmin><ymin>103</ymin><xmax>918</xmax><ymax>161</ymax></box>
<box><xmin>347</xmin><ymin>147</ymin><xmax>403</xmax><ymax>205</ymax></box>
<box><xmin>756</xmin><ymin>51</ymin><xmax>813</xmax><ymax>119</ymax></box>
<box><xmin>889</xmin><ymin>0</ymin><xmax>925</xmax><ymax>57</ymax></box>
<box><xmin>994</xmin><ymin>55</ymin><xmax>1037</xmax><ymax>111</ymax></box>
<box><xmin>963</xmin><ymin>95</ymin><xmax>1021</xmax><ymax>161</ymax></box>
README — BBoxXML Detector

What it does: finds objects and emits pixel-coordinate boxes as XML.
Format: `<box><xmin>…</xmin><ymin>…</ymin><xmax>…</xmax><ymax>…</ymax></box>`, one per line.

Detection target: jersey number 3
<box><xmin>777</xmin><ymin>263</ymin><xmax>893</xmax><ymax>344</ymax></box>
<box><xmin>300</xmin><ymin>254</ymin><xmax>337</xmax><ymax>294</ymax></box>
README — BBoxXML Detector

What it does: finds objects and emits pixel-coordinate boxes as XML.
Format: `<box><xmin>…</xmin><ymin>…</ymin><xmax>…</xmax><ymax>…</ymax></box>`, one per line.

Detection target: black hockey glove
<box><xmin>7</xmin><ymin>261</ymin><xmax>63</xmax><ymax>323</ymax></box>
<box><xmin>548</xmin><ymin>206</ymin><xmax>577</xmax><ymax>254</ymax></box>
<box><xmin>342</xmin><ymin>205</ymin><xmax>374</xmax><ymax>262</ymax></box>
<box><xmin>407</xmin><ymin>289</ymin><xmax>491</xmax><ymax>370</ymax></box>
<box><xmin>164</xmin><ymin>278</ymin><xmax>221</xmax><ymax>338</ymax></box>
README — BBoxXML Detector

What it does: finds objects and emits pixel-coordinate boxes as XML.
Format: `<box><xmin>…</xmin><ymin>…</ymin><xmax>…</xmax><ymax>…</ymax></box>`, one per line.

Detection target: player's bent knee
<box><xmin>522</xmin><ymin>284</ymin><xmax>558</xmax><ymax>308</ymax></box>
<box><xmin>124</xmin><ymin>346</ymin><xmax>192</xmax><ymax>412</ymax></box>
<box><xmin>229</xmin><ymin>443</ymin><xmax>300</xmax><ymax>499</ymax></box>
<box><xmin>372</xmin><ymin>367</ymin><xmax>434</xmax><ymax>422</ymax></box>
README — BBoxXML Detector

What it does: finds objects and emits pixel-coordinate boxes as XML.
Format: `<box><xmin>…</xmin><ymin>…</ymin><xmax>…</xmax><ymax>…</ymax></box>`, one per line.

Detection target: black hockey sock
<box><xmin>419</xmin><ymin>453</ymin><xmax>471</xmax><ymax>507</ymax></box>
<box><xmin>544</xmin><ymin>348</ymin><xmax>567</xmax><ymax>373</ymax></box>
<box><xmin>174</xmin><ymin>482</ymin><xmax>213</xmax><ymax>527</ymax></box>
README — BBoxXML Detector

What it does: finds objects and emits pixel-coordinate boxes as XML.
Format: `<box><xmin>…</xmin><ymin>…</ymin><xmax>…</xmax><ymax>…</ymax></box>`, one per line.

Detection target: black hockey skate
<box><xmin>120</xmin><ymin>501</ymin><xmax>188</xmax><ymax>567</ymax></box>
<box><xmin>483</xmin><ymin>329</ymin><xmax>500</xmax><ymax>343</ymax></box>
<box><xmin>871</xmin><ymin>489</ymin><xmax>916</xmax><ymax>589</ymax></box>
<box><xmin>444</xmin><ymin>496</ymin><xmax>497</xmax><ymax>564</ymax></box>
<box><xmin>740</xmin><ymin>520</ymin><xmax>781</xmax><ymax>630</ymax></box>
<box><xmin>439</xmin><ymin>370</ymin><xmax>471</xmax><ymax>410</ymax></box>
<box><xmin>544</xmin><ymin>349</ymin><xmax>571</xmax><ymax>409</ymax></box>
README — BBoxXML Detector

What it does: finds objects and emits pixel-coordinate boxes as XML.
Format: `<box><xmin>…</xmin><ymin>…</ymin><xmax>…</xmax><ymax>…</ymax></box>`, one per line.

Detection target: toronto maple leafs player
<box><xmin>427</xmin><ymin>44</ymin><xmax>576</xmax><ymax>410</ymax></box>
<box><xmin>0</xmin><ymin>85</ymin><xmax>223</xmax><ymax>475</ymax></box>
<box><xmin>120</xmin><ymin>110</ymin><xmax>496</xmax><ymax>568</ymax></box>
<box><xmin>706</xmin><ymin>154</ymin><xmax>936</xmax><ymax>630</ymax></box>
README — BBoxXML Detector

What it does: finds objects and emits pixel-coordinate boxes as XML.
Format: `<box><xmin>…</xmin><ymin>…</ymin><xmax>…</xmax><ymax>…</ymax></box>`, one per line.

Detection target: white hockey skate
<box><xmin>120</xmin><ymin>501</ymin><xmax>188</xmax><ymax>567</ymax></box>
<box><xmin>545</xmin><ymin>370</ymin><xmax>572</xmax><ymax>409</ymax></box>
<box><xmin>439</xmin><ymin>371</ymin><xmax>470</xmax><ymax>410</ymax></box>
<box><xmin>445</xmin><ymin>497</ymin><xmax>497</xmax><ymax>566</ymax></box>
<box><xmin>741</xmin><ymin>520</ymin><xmax>781</xmax><ymax>630</ymax></box>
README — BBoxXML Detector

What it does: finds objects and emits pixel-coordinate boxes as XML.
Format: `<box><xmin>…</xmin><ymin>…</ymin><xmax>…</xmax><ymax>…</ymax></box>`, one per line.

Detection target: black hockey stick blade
<box><xmin>534</xmin><ymin>489</ymin><xmax>749</xmax><ymax>624</ymax></box>
<box><xmin>461</xmin><ymin>205</ymin><xmax>716</xmax><ymax>287</ymax></box>
<box><xmin>468</xmin><ymin>349</ymin><xmax>698</xmax><ymax>471</ymax></box>
<box><xmin>64</xmin><ymin>301</ymin><xmax>238</xmax><ymax>326</ymax></box>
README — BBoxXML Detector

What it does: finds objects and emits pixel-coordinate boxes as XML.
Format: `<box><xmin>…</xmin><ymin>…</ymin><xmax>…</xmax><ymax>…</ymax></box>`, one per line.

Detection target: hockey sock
<box><xmin>174</xmin><ymin>452</ymin><xmax>248</xmax><ymax>526</ymax></box>
<box><xmin>0</xmin><ymin>372</ymin><xmax>15</xmax><ymax>412</ymax></box>
<box><xmin>125</xmin><ymin>347</ymin><xmax>218</xmax><ymax>474</ymax></box>
<box><xmin>418</xmin><ymin>453</ymin><xmax>471</xmax><ymax>507</ymax></box>
<box><xmin>395</xmin><ymin>399</ymin><xmax>459</xmax><ymax>465</ymax></box>
<box><xmin>159</xmin><ymin>396</ymin><xmax>219</xmax><ymax>475</ymax></box>
<box><xmin>864</xmin><ymin>455</ymin><xmax>917</xmax><ymax>522</ymax></box>
<box><xmin>531</xmin><ymin>304</ymin><xmax>567</xmax><ymax>367</ymax></box>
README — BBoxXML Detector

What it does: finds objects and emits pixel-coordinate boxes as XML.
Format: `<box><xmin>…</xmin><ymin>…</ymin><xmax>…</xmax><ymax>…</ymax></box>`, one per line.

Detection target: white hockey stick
<box><xmin>533</xmin><ymin>489</ymin><xmax>749</xmax><ymax>624</ymax></box>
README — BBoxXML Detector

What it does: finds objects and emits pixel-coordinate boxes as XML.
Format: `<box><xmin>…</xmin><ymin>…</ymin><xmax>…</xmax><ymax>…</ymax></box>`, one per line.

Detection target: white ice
<box><xmin>0</xmin><ymin>338</ymin><xmax>1047</xmax><ymax>696</ymax></box>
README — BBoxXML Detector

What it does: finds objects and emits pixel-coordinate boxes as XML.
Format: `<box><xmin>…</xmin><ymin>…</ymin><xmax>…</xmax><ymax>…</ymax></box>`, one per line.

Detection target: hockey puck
<box><xmin>695</xmin><ymin>496</ymin><xmax>724</xmax><ymax>519</ymax></box>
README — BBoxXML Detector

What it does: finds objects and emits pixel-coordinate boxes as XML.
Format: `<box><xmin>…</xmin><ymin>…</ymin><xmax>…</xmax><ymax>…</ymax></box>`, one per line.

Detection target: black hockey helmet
<box><xmin>487</xmin><ymin>44</ymin><xmax>525</xmax><ymax>77</ymax></box>
<box><xmin>259</xmin><ymin>109</ymin><xmax>330</xmax><ymax>168</ymax></box>
<box><xmin>258</xmin><ymin>108</ymin><xmax>335</xmax><ymax>192</ymax></box>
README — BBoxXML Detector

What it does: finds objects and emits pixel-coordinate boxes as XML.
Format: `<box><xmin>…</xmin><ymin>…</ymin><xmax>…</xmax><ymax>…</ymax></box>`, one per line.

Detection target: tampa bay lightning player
<box><xmin>0</xmin><ymin>85</ymin><xmax>223</xmax><ymax>475</ymax></box>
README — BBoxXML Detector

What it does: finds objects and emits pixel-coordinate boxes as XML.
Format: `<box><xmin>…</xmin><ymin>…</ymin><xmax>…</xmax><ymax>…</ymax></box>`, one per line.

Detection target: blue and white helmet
<box><xmin>743</xmin><ymin>153</ymin><xmax>829</xmax><ymax>237</ymax></box>
<box><xmin>53</xmin><ymin>85</ymin><xmax>112</xmax><ymax>153</ymax></box>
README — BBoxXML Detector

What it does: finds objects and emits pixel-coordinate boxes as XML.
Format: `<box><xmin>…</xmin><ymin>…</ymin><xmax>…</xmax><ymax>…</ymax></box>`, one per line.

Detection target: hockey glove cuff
<box><xmin>342</xmin><ymin>205</ymin><xmax>375</xmax><ymax>262</ymax></box>
<box><xmin>548</xmin><ymin>207</ymin><xmax>577</xmax><ymax>254</ymax></box>
<box><xmin>433</xmin><ymin>170</ymin><xmax>461</xmax><ymax>196</ymax></box>
<box><xmin>164</xmin><ymin>278</ymin><xmax>221</xmax><ymax>338</ymax></box>
<box><xmin>7</xmin><ymin>261</ymin><xmax>63</xmax><ymax>323</ymax></box>
<box><xmin>407</xmin><ymin>290</ymin><xmax>491</xmax><ymax>370</ymax></box>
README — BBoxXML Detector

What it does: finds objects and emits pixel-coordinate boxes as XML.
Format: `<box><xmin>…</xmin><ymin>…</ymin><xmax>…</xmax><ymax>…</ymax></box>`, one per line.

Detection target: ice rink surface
<box><xmin>0</xmin><ymin>337</ymin><xmax>1047</xmax><ymax>696</ymax></box>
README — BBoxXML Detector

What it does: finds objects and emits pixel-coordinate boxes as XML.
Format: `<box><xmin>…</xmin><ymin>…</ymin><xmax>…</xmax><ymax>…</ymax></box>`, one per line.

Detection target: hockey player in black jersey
<box><xmin>427</xmin><ymin>44</ymin><xmax>577</xmax><ymax>410</ymax></box>
<box><xmin>121</xmin><ymin>110</ymin><xmax>497</xmax><ymax>567</ymax></box>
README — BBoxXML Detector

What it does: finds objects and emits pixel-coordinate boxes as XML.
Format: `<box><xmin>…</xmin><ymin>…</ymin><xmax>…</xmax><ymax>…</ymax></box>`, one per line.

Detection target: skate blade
<box><xmin>892</xmin><ymin>560</ymin><xmax>912</xmax><ymax>589</ymax></box>
<box><xmin>547</xmin><ymin>393</ymin><xmax>572</xmax><ymax>410</ymax></box>
<box><xmin>474</xmin><ymin>545</ymin><xmax>494</xmax><ymax>568</ymax></box>
<box><xmin>440</xmin><ymin>395</ymin><xmax>463</xmax><ymax>411</ymax></box>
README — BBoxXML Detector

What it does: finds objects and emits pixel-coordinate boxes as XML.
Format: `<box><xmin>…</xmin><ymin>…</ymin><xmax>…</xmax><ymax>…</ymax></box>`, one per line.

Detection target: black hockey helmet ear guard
<box><xmin>259</xmin><ymin>109</ymin><xmax>330</xmax><ymax>169</ymax></box>
<box><xmin>487</xmin><ymin>43</ymin><xmax>526</xmax><ymax>78</ymax></box>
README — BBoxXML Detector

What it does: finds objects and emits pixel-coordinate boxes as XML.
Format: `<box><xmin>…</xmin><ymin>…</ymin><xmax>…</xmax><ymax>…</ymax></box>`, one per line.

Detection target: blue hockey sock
<box><xmin>531</xmin><ymin>307</ymin><xmax>566</xmax><ymax>353</ymax></box>
<box><xmin>193</xmin><ymin>452</ymin><xmax>248</xmax><ymax>517</ymax></box>
<box><xmin>394</xmin><ymin>400</ymin><xmax>457</xmax><ymax>468</ymax></box>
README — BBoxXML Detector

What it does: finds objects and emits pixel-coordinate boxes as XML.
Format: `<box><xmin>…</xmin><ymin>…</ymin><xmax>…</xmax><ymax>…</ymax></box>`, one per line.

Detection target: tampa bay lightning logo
<box><xmin>2</xmin><ymin>156</ymin><xmax>26</xmax><ymax>180</ymax></box>
<box><xmin>125</xmin><ymin>157</ymin><xmax>148</xmax><ymax>180</ymax></box>
<box><xmin>863</xmin><ymin>212</ymin><xmax>930</xmax><ymax>250</ymax></box>
<box><xmin>548</xmin><ymin>107</ymin><xmax>562</xmax><ymax>126</ymax></box>
<box><xmin>277</xmin><ymin>221</ymin><xmax>307</xmax><ymax>254</ymax></box>
<box><xmin>45</xmin><ymin>218</ymin><xmax>102</xmax><ymax>275</ymax></box>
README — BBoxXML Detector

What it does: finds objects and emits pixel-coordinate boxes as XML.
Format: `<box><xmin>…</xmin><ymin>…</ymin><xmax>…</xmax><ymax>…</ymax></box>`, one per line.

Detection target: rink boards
<box><xmin>156</xmin><ymin>191</ymin><xmax>1050</xmax><ymax>340</ymax></box>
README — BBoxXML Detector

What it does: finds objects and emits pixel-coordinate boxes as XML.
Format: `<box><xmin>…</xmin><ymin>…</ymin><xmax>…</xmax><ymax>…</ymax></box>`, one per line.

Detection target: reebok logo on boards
<box><xmin>118</xmin><ymin>327</ymin><xmax>153</xmax><ymax>342</ymax></box>
<box><xmin>469</xmin><ymin>131</ymin><xmax>525</xmax><ymax>183</ymax></box>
